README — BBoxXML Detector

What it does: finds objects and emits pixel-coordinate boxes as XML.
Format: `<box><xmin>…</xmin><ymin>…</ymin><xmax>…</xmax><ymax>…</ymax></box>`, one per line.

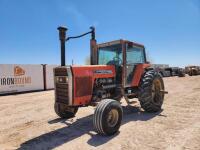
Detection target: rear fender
<box><xmin>131</xmin><ymin>64</ymin><xmax>150</xmax><ymax>87</ymax></box>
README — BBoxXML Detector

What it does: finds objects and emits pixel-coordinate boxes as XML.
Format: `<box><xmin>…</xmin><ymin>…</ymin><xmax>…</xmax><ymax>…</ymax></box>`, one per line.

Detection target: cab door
<box><xmin>125</xmin><ymin>43</ymin><xmax>146</xmax><ymax>87</ymax></box>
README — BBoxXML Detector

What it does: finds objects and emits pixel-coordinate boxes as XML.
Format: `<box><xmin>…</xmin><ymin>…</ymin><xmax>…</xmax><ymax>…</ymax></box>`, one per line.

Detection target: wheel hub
<box><xmin>107</xmin><ymin>109</ymin><xmax>119</xmax><ymax>127</ymax></box>
<box><xmin>152</xmin><ymin>79</ymin><xmax>163</xmax><ymax>104</ymax></box>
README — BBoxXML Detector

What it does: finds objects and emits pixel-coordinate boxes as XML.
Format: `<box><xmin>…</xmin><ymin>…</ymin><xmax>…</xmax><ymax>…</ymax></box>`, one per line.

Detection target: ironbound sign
<box><xmin>0</xmin><ymin>66</ymin><xmax>31</xmax><ymax>86</ymax></box>
<box><xmin>0</xmin><ymin>64</ymin><xmax>44</xmax><ymax>94</ymax></box>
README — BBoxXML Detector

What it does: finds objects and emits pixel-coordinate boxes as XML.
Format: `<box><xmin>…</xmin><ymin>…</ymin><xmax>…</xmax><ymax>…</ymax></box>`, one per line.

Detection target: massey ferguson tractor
<box><xmin>54</xmin><ymin>26</ymin><xmax>167</xmax><ymax>135</ymax></box>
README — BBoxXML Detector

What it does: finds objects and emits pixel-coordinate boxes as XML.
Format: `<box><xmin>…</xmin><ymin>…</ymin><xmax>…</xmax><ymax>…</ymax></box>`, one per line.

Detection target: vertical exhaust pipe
<box><xmin>57</xmin><ymin>26</ymin><xmax>97</xmax><ymax>66</ymax></box>
<box><xmin>57</xmin><ymin>26</ymin><xmax>67</xmax><ymax>66</ymax></box>
<box><xmin>90</xmin><ymin>27</ymin><xmax>97</xmax><ymax>65</ymax></box>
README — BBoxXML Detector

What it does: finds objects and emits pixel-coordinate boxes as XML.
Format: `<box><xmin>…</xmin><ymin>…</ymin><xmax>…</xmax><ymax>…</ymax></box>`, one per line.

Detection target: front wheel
<box><xmin>138</xmin><ymin>70</ymin><xmax>165</xmax><ymax>112</ymax></box>
<box><xmin>93</xmin><ymin>99</ymin><xmax>123</xmax><ymax>135</ymax></box>
<box><xmin>54</xmin><ymin>103</ymin><xmax>78</xmax><ymax>119</ymax></box>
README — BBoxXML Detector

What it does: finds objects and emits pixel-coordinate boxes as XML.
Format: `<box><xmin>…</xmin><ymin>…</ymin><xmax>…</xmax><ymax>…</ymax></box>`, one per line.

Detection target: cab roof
<box><xmin>97</xmin><ymin>39</ymin><xmax>144</xmax><ymax>48</ymax></box>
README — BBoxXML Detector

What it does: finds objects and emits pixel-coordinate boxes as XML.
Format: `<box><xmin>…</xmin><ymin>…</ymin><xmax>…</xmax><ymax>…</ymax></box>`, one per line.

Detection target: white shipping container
<box><xmin>45</xmin><ymin>65</ymin><xmax>58</xmax><ymax>89</ymax></box>
<box><xmin>0</xmin><ymin>64</ymin><xmax>44</xmax><ymax>94</ymax></box>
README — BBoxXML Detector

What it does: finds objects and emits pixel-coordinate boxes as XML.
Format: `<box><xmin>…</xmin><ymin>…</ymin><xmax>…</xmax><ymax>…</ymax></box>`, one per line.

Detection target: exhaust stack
<box><xmin>57</xmin><ymin>26</ymin><xmax>97</xmax><ymax>66</ymax></box>
<box><xmin>57</xmin><ymin>26</ymin><xmax>67</xmax><ymax>66</ymax></box>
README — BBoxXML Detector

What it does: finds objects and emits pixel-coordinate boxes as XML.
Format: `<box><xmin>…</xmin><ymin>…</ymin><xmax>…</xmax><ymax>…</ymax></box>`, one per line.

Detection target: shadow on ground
<box><xmin>18</xmin><ymin>105</ymin><xmax>165</xmax><ymax>150</ymax></box>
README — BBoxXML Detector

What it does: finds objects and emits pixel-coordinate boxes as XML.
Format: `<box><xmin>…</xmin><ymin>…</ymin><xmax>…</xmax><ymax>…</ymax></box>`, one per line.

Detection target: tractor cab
<box><xmin>97</xmin><ymin>40</ymin><xmax>148</xmax><ymax>87</ymax></box>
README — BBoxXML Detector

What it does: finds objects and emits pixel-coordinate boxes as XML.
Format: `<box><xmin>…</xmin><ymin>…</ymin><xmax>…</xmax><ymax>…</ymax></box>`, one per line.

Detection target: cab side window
<box><xmin>126</xmin><ymin>46</ymin><xmax>145</xmax><ymax>64</ymax></box>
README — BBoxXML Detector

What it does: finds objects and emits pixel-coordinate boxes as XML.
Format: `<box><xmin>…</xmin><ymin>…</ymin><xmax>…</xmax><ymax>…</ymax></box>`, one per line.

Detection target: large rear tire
<box><xmin>93</xmin><ymin>99</ymin><xmax>123</xmax><ymax>135</ymax></box>
<box><xmin>138</xmin><ymin>70</ymin><xmax>165</xmax><ymax>112</ymax></box>
<box><xmin>54</xmin><ymin>103</ymin><xmax>78</xmax><ymax>119</ymax></box>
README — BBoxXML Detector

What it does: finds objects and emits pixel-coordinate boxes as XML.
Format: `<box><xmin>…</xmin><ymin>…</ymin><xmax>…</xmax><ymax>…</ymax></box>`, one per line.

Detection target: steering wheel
<box><xmin>113</xmin><ymin>56</ymin><xmax>122</xmax><ymax>65</ymax></box>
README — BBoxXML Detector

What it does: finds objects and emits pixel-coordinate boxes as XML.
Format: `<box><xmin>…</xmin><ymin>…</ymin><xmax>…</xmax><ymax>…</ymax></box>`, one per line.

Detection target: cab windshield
<box><xmin>98</xmin><ymin>44</ymin><xmax>122</xmax><ymax>66</ymax></box>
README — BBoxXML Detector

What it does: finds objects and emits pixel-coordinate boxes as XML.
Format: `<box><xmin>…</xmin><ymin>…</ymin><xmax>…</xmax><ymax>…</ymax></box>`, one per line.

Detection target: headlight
<box><xmin>57</xmin><ymin>77</ymin><xmax>68</xmax><ymax>84</ymax></box>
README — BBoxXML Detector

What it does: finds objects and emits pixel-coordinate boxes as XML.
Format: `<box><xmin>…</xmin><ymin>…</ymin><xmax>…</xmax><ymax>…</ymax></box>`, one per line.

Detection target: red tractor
<box><xmin>54</xmin><ymin>26</ymin><xmax>167</xmax><ymax>135</ymax></box>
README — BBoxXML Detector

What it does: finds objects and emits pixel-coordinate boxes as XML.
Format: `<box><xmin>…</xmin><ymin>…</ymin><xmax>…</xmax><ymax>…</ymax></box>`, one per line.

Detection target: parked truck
<box><xmin>185</xmin><ymin>66</ymin><xmax>200</xmax><ymax>76</ymax></box>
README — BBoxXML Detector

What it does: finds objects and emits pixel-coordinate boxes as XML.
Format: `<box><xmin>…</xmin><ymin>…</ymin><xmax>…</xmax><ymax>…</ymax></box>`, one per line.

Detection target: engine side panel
<box><xmin>71</xmin><ymin>65</ymin><xmax>116</xmax><ymax>106</ymax></box>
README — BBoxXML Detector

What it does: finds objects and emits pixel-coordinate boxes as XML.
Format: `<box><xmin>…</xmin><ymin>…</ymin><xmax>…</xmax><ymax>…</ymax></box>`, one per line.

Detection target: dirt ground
<box><xmin>0</xmin><ymin>76</ymin><xmax>200</xmax><ymax>150</ymax></box>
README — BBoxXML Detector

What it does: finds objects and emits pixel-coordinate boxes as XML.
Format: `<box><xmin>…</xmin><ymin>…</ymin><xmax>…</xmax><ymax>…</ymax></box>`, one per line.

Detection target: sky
<box><xmin>0</xmin><ymin>0</ymin><xmax>200</xmax><ymax>67</ymax></box>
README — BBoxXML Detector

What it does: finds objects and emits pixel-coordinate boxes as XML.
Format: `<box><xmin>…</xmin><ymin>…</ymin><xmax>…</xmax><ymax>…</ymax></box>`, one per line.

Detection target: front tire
<box><xmin>138</xmin><ymin>70</ymin><xmax>165</xmax><ymax>112</ymax></box>
<box><xmin>93</xmin><ymin>99</ymin><xmax>123</xmax><ymax>135</ymax></box>
<box><xmin>54</xmin><ymin>103</ymin><xmax>78</xmax><ymax>119</ymax></box>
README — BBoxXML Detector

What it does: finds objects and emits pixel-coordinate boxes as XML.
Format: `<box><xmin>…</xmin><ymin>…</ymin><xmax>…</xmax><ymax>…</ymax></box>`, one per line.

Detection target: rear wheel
<box><xmin>138</xmin><ymin>70</ymin><xmax>165</xmax><ymax>112</ymax></box>
<box><xmin>93</xmin><ymin>99</ymin><xmax>123</xmax><ymax>135</ymax></box>
<box><xmin>54</xmin><ymin>103</ymin><xmax>78</xmax><ymax>119</ymax></box>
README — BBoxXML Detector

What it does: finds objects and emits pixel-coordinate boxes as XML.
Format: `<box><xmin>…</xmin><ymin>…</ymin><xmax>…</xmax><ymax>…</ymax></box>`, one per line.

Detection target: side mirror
<box><xmin>146</xmin><ymin>61</ymin><xmax>151</xmax><ymax>64</ymax></box>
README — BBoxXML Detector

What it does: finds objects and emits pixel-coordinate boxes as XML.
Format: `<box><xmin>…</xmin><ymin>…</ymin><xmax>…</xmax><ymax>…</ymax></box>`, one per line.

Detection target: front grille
<box><xmin>54</xmin><ymin>67</ymin><xmax>69</xmax><ymax>104</ymax></box>
<box><xmin>55</xmin><ymin>82</ymin><xmax>69</xmax><ymax>104</ymax></box>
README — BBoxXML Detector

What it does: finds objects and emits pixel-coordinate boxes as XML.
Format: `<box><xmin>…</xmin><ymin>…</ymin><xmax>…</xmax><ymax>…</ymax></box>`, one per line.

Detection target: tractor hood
<box><xmin>71</xmin><ymin>65</ymin><xmax>116</xmax><ymax>78</ymax></box>
<box><xmin>71</xmin><ymin>65</ymin><xmax>116</xmax><ymax>105</ymax></box>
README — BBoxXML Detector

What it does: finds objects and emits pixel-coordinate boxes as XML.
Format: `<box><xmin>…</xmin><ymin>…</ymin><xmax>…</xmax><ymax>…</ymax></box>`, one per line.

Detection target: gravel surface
<box><xmin>0</xmin><ymin>76</ymin><xmax>200</xmax><ymax>150</ymax></box>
